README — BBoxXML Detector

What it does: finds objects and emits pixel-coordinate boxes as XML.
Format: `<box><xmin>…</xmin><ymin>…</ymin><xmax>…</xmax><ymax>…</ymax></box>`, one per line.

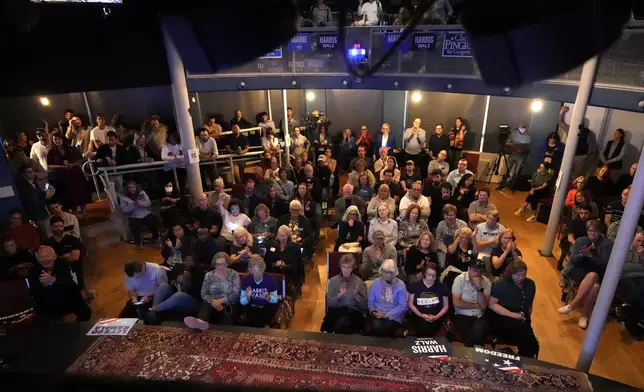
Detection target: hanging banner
<box><xmin>442</xmin><ymin>31</ymin><xmax>473</xmax><ymax>57</ymax></box>
<box><xmin>411</xmin><ymin>32</ymin><xmax>437</xmax><ymax>51</ymax></box>
<box><xmin>317</xmin><ymin>34</ymin><xmax>339</xmax><ymax>51</ymax></box>
<box><xmin>261</xmin><ymin>47</ymin><xmax>283</xmax><ymax>59</ymax></box>
<box><xmin>288</xmin><ymin>33</ymin><xmax>313</xmax><ymax>52</ymax></box>
<box><xmin>384</xmin><ymin>32</ymin><xmax>409</xmax><ymax>51</ymax></box>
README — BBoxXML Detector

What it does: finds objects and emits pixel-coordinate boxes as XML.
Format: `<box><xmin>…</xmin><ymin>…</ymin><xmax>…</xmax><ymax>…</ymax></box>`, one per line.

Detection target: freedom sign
<box><xmin>442</xmin><ymin>31</ymin><xmax>473</xmax><ymax>58</ymax></box>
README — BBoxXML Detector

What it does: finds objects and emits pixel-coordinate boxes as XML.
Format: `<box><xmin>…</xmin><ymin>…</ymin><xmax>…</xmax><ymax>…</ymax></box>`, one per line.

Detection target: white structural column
<box><xmin>539</xmin><ymin>56</ymin><xmax>599</xmax><ymax>256</ymax></box>
<box><xmin>282</xmin><ymin>89</ymin><xmax>291</xmax><ymax>168</ymax></box>
<box><xmin>479</xmin><ymin>95</ymin><xmax>491</xmax><ymax>153</ymax></box>
<box><xmin>577</xmin><ymin>148</ymin><xmax>644</xmax><ymax>371</ymax></box>
<box><xmin>161</xmin><ymin>19</ymin><xmax>203</xmax><ymax>204</ymax></box>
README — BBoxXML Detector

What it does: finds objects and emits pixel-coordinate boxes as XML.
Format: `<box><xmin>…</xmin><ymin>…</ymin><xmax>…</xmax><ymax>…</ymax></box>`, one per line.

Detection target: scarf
<box><xmin>380</xmin><ymin>279</ymin><xmax>394</xmax><ymax>304</ymax></box>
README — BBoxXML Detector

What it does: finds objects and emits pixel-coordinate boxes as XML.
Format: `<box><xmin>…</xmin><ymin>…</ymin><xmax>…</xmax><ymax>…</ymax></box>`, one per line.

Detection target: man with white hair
<box><xmin>373</xmin><ymin>146</ymin><xmax>389</xmax><ymax>173</ymax></box>
<box><xmin>28</xmin><ymin>245</ymin><xmax>91</xmax><ymax>322</ymax></box>
<box><xmin>279</xmin><ymin>199</ymin><xmax>314</xmax><ymax>261</ymax></box>
<box><xmin>367</xmin><ymin>258</ymin><xmax>408</xmax><ymax>337</ymax></box>
<box><xmin>361</xmin><ymin>231</ymin><xmax>397</xmax><ymax>280</ymax></box>
<box><xmin>334</xmin><ymin>183</ymin><xmax>366</xmax><ymax>225</ymax></box>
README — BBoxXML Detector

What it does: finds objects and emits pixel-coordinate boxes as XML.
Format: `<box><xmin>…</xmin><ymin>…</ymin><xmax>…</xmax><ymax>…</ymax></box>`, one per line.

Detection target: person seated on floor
<box><xmin>367</xmin><ymin>259</ymin><xmax>408</xmax><ymax>338</ymax></box>
<box><xmin>264</xmin><ymin>225</ymin><xmax>303</xmax><ymax>301</ymax></box>
<box><xmin>119</xmin><ymin>260</ymin><xmax>168</xmax><ymax>319</ymax></box>
<box><xmin>408</xmin><ymin>262</ymin><xmax>449</xmax><ymax>337</ymax></box>
<box><xmin>451</xmin><ymin>259</ymin><xmax>491</xmax><ymax>347</ymax></box>
<box><xmin>264</xmin><ymin>184</ymin><xmax>288</xmax><ymax>220</ymax></box>
<box><xmin>490</xmin><ymin>228</ymin><xmax>523</xmax><ymax>279</ymax></box>
<box><xmin>1</xmin><ymin>235</ymin><xmax>37</xmax><ymax>281</ymax></box>
<box><xmin>44</xmin><ymin>200</ymin><xmax>80</xmax><ymax>238</ymax></box>
<box><xmin>240</xmin><ymin>256</ymin><xmax>279</xmax><ymax>328</ymax></box>
<box><xmin>229</xmin><ymin>227</ymin><xmax>260</xmax><ymax>273</ymax></box>
<box><xmin>250</xmin><ymin>203</ymin><xmax>279</xmax><ymax>246</ymax></box>
<box><xmin>4</xmin><ymin>208</ymin><xmax>40</xmax><ymax>253</ymax></box>
<box><xmin>360</xmin><ymin>230</ymin><xmax>397</xmax><ymax>281</ymax></box>
<box><xmin>405</xmin><ymin>232</ymin><xmax>439</xmax><ymax>284</ymax></box>
<box><xmin>368</xmin><ymin>202</ymin><xmax>398</xmax><ymax>247</ymax></box>
<box><xmin>489</xmin><ymin>260</ymin><xmax>539</xmax><ymax>358</ymax></box>
<box><xmin>279</xmin><ymin>200</ymin><xmax>314</xmax><ymax>262</ymax></box>
<box><xmin>398</xmin><ymin>203</ymin><xmax>430</xmax><ymax>251</ymax></box>
<box><xmin>335</xmin><ymin>205</ymin><xmax>365</xmax><ymax>253</ymax></box>
<box><xmin>218</xmin><ymin>197</ymin><xmax>251</xmax><ymax>247</ymax></box>
<box><xmin>190</xmin><ymin>227</ymin><xmax>220</xmax><ymax>267</ymax></box>
<box><xmin>120</xmin><ymin>181</ymin><xmax>160</xmax><ymax>250</ymax></box>
<box><xmin>44</xmin><ymin>216</ymin><xmax>85</xmax><ymax>291</ymax></box>
<box><xmin>468</xmin><ymin>188</ymin><xmax>497</xmax><ymax>230</ymax></box>
<box><xmin>161</xmin><ymin>224</ymin><xmax>195</xmax><ymax>268</ymax></box>
<box><xmin>474</xmin><ymin>211</ymin><xmax>505</xmax><ymax>259</ymax></box>
<box><xmin>560</xmin><ymin>220</ymin><xmax>612</xmax><ymax>289</ymax></box>
<box><xmin>617</xmin><ymin>233</ymin><xmax>644</xmax><ymax>338</ymax></box>
<box><xmin>184</xmin><ymin>252</ymin><xmax>241</xmax><ymax>330</ymax></box>
<box><xmin>399</xmin><ymin>181</ymin><xmax>430</xmax><ymax>221</ymax></box>
<box><xmin>380</xmin><ymin>168</ymin><xmax>403</xmax><ymax>202</ymax></box>
<box><xmin>515</xmin><ymin>161</ymin><xmax>553</xmax><ymax>222</ymax></box>
<box><xmin>146</xmin><ymin>256</ymin><xmax>205</xmax><ymax>324</ymax></box>
<box><xmin>29</xmin><ymin>245</ymin><xmax>91</xmax><ymax>322</ymax></box>
<box><xmin>604</xmin><ymin>186</ymin><xmax>630</xmax><ymax>228</ymax></box>
<box><xmin>321</xmin><ymin>254</ymin><xmax>367</xmax><ymax>335</ymax></box>
<box><xmin>367</xmin><ymin>184</ymin><xmax>396</xmax><ymax>221</ymax></box>
<box><xmin>436</xmin><ymin>203</ymin><xmax>467</xmax><ymax>268</ymax></box>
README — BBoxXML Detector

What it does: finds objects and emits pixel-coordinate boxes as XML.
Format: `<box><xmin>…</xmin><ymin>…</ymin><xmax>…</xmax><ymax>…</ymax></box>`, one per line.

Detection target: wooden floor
<box><xmin>83</xmin><ymin>186</ymin><xmax>644</xmax><ymax>389</ymax></box>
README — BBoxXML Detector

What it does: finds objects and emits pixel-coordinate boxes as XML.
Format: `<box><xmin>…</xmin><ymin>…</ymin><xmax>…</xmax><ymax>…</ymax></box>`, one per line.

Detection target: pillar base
<box><xmin>538</xmin><ymin>249</ymin><xmax>554</xmax><ymax>257</ymax></box>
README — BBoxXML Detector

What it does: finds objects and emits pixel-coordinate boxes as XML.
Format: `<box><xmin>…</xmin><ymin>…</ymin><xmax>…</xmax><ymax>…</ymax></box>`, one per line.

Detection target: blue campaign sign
<box><xmin>261</xmin><ymin>46</ymin><xmax>283</xmax><ymax>59</ymax></box>
<box><xmin>442</xmin><ymin>31</ymin><xmax>473</xmax><ymax>58</ymax></box>
<box><xmin>411</xmin><ymin>32</ymin><xmax>437</xmax><ymax>51</ymax></box>
<box><xmin>288</xmin><ymin>33</ymin><xmax>313</xmax><ymax>52</ymax></box>
<box><xmin>384</xmin><ymin>32</ymin><xmax>409</xmax><ymax>51</ymax></box>
<box><xmin>317</xmin><ymin>34</ymin><xmax>339</xmax><ymax>51</ymax></box>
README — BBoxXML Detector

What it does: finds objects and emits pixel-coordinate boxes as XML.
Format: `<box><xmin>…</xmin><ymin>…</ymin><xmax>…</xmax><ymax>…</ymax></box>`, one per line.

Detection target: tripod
<box><xmin>482</xmin><ymin>148</ymin><xmax>509</xmax><ymax>185</ymax></box>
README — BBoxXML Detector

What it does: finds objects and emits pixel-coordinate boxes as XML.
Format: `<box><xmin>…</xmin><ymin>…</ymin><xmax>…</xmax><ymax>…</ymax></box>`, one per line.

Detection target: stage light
<box><xmin>531</xmin><ymin>99</ymin><xmax>543</xmax><ymax>113</ymax></box>
<box><xmin>306</xmin><ymin>91</ymin><xmax>315</xmax><ymax>101</ymax></box>
<box><xmin>411</xmin><ymin>91</ymin><xmax>422</xmax><ymax>103</ymax></box>
<box><xmin>39</xmin><ymin>97</ymin><xmax>50</xmax><ymax>106</ymax></box>
<box><xmin>191</xmin><ymin>95</ymin><xmax>196</xmax><ymax>103</ymax></box>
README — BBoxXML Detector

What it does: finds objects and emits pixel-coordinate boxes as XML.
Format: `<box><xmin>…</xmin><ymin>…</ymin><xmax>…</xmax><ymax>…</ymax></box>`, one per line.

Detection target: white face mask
<box><xmin>165</xmin><ymin>186</ymin><xmax>173</xmax><ymax>193</ymax></box>
<box><xmin>518</xmin><ymin>127</ymin><xmax>526</xmax><ymax>134</ymax></box>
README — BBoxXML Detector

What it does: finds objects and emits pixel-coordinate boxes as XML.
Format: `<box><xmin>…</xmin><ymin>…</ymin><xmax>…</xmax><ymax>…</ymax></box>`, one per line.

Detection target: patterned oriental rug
<box><xmin>67</xmin><ymin>325</ymin><xmax>592</xmax><ymax>392</ymax></box>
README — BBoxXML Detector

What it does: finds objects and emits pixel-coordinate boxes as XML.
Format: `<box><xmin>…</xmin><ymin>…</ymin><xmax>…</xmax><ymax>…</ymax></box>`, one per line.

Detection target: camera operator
<box><xmin>497</xmin><ymin>125</ymin><xmax>531</xmax><ymax>191</ymax></box>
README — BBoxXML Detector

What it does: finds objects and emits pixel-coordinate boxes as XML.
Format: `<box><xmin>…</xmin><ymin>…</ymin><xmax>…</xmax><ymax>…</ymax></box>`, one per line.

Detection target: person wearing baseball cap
<box><xmin>451</xmin><ymin>257</ymin><xmax>491</xmax><ymax>347</ymax></box>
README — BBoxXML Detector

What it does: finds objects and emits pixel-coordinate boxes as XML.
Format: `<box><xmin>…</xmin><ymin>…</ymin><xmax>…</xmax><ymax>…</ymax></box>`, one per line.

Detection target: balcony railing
<box><xmin>189</xmin><ymin>22</ymin><xmax>644</xmax><ymax>89</ymax></box>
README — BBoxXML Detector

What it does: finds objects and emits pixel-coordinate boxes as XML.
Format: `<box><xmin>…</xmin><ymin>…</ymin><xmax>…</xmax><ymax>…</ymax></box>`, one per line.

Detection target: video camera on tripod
<box><xmin>300</xmin><ymin>109</ymin><xmax>330</xmax><ymax>137</ymax></box>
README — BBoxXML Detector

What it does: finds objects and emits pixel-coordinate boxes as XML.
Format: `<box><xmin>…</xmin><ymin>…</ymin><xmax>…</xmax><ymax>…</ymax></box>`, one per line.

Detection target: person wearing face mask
<box><xmin>160</xmin><ymin>182</ymin><xmax>183</xmax><ymax>229</ymax></box>
<box><xmin>497</xmin><ymin>125</ymin><xmax>531</xmax><ymax>191</ymax></box>
<box><xmin>558</xmin><ymin>220</ymin><xmax>613</xmax><ymax>329</ymax></box>
<box><xmin>367</xmin><ymin>259</ymin><xmax>408</xmax><ymax>337</ymax></box>
<box><xmin>489</xmin><ymin>261</ymin><xmax>539</xmax><ymax>357</ymax></box>
<box><xmin>322</xmin><ymin>254</ymin><xmax>368</xmax><ymax>334</ymax></box>
<box><xmin>28</xmin><ymin>245</ymin><xmax>91</xmax><ymax>322</ymax></box>
<box><xmin>408</xmin><ymin>262</ymin><xmax>449</xmax><ymax>337</ymax></box>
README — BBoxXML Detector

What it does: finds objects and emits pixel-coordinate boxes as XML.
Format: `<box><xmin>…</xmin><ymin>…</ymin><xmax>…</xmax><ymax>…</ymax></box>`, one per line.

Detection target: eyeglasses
<box><xmin>215</xmin><ymin>262</ymin><xmax>228</xmax><ymax>267</ymax></box>
<box><xmin>382</xmin><ymin>270</ymin><xmax>395</xmax><ymax>274</ymax></box>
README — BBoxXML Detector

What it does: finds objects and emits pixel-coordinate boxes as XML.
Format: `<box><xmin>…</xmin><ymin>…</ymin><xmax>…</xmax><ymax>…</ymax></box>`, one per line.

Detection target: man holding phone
<box><xmin>119</xmin><ymin>260</ymin><xmax>168</xmax><ymax>319</ymax></box>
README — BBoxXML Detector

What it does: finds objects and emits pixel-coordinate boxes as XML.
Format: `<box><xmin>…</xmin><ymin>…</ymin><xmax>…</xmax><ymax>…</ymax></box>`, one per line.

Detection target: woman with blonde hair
<box><xmin>368</xmin><ymin>202</ymin><xmax>398</xmax><ymax>247</ymax></box>
<box><xmin>405</xmin><ymin>232</ymin><xmax>439</xmax><ymax>283</ymax></box>
<box><xmin>264</xmin><ymin>225</ymin><xmax>302</xmax><ymax>298</ymax></box>
<box><xmin>565</xmin><ymin>176</ymin><xmax>588</xmax><ymax>208</ymax></box>
<box><xmin>335</xmin><ymin>205</ymin><xmax>365</xmax><ymax>252</ymax></box>
<box><xmin>367</xmin><ymin>184</ymin><xmax>396</xmax><ymax>220</ymax></box>
<box><xmin>490</xmin><ymin>228</ymin><xmax>523</xmax><ymax>278</ymax></box>
<box><xmin>446</xmin><ymin>226</ymin><xmax>479</xmax><ymax>272</ymax></box>
<box><xmin>398</xmin><ymin>203</ymin><xmax>429</xmax><ymax>250</ymax></box>
<box><xmin>229</xmin><ymin>227</ymin><xmax>260</xmax><ymax>272</ymax></box>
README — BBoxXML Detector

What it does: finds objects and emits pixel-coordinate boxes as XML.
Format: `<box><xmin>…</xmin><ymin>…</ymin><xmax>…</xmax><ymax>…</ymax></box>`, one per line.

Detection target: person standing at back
<box><xmin>404</xmin><ymin>118</ymin><xmax>427</xmax><ymax>177</ymax></box>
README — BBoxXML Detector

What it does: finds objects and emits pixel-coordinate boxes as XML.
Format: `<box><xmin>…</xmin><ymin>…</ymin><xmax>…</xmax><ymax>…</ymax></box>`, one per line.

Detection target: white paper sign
<box><xmin>188</xmin><ymin>148</ymin><xmax>200</xmax><ymax>164</ymax></box>
<box><xmin>87</xmin><ymin>318</ymin><xmax>138</xmax><ymax>336</ymax></box>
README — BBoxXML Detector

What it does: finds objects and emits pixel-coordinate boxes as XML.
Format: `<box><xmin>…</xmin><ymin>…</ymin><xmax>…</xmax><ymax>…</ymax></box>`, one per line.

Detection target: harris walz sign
<box><xmin>404</xmin><ymin>337</ymin><xmax>452</xmax><ymax>360</ymax></box>
<box><xmin>411</xmin><ymin>32</ymin><xmax>437</xmax><ymax>51</ymax></box>
<box><xmin>472</xmin><ymin>346</ymin><xmax>523</xmax><ymax>374</ymax></box>
<box><xmin>441</xmin><ymin>31</ymin><xmax>473</xmax><ymax>58</ymax></box>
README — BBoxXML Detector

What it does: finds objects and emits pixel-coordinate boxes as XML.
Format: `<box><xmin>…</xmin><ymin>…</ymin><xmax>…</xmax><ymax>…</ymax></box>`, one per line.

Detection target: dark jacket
<box><xmin>96</xmin><ymin>144</ymin><xmax>128</xmax><ymax>166</ymax></box>
<box><xmin>374</xmin><ymin>133</ymin><xmax>397</xmax><ymax>152</ymax></box>
<box><xmin>15</xmin><ymin>176</ymin><xmax>48</xmax><ymax>221</ymax></box>
<box><xmin>190</xmin><ymin>237</ymin><xmax>220</xmax><ymax>267</ymax></box>
<box><xmin>127</xmin><ymin>144</ymin><xmax>158</xmax><ymax>164</ymax></box>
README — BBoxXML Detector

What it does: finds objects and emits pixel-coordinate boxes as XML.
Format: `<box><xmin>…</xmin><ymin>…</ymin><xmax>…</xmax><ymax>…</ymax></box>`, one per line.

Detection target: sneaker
<box><xmin>136</xmin><ymin>243</ymin><xmax>143</xmax><ymax>250</ymax></box>
<box><xmin>578</xmin><ymin>316</ymin><xmax>589</xmax><ymax>329</ymax></box>
<box><xmin>184</xmin><ymin>316</ymin><xmax>209</xmax><ymax>331</ymax></box>
<box><xmin>526</xmin><ymin>215</ymin><xmax>537</xmax><ymax>222</ymax></box>
<box><xmin>514</xmin><ymin>207</ymin><xmax>525</xmax><ymax>217</ymax></box>
<box><xmin>558</xmin><ymin>305</ymin><xmax>573</xmax><ymax>314</ymax></box>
